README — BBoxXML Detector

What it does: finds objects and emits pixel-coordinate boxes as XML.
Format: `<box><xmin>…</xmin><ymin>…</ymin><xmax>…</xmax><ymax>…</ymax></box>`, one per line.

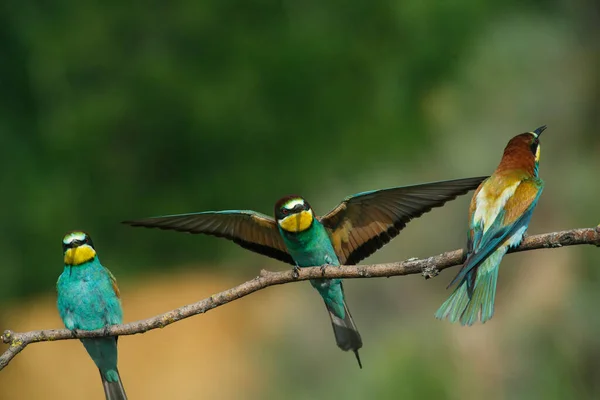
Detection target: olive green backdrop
<box><xmin>0</xmin><ymin>1</ymin><xmax>599</xmax><ymax>399</ymax></box>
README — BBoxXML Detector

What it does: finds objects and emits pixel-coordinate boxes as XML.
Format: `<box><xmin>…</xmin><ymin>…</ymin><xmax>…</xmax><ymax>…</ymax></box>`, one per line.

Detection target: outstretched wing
<box><xmin>320</xmin><ymin>176</ymin><xmax>488</xmax><ymax>265</ymax></box>
<box><xmin>448</xmin><ymin>178</ymin><xmax>543</xmax><ymax>288</ymax></box>
<box><xmin>123</xmin><ymin>210</ymin><xmax>294</xmax><ymax>265</ymax></box>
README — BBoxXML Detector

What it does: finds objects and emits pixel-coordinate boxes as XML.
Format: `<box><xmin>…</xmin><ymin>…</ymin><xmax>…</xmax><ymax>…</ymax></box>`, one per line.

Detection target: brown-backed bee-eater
<box><xmin>123</xmin><ymin>176</ymin><xmax>487</xmax><ymax>367</ymax></box>
<box><xmin>435</xmin><ymin>126</ymin><xmax>546</xmax><ymax>326</ymax></box>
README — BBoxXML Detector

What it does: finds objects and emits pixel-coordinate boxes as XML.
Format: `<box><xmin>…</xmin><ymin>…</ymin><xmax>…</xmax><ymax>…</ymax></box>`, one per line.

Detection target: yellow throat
<box><xmin>64</xmin><ymin>245</ymin><xmax>96</xmax><ymax>265</ymax></box>
<box><xmin>278</xmin><ymin>210</ymin><xmax>314</xmax><ymax>233</ymax></box>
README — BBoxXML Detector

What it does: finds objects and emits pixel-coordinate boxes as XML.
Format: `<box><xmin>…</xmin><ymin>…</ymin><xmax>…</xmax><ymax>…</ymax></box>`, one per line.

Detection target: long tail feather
<box><xmin>101</xmin><ymin>369</ymin><xmax>127</xmax><ymax>400</ymax></box>
<box><xmin>435</xmin><ymin>265</ymin><xmax>500</xmax><ymax>326</ymax></box>
<box><xmin>326</xmin><ymin>300</ymin><xmax>363</xmax><ymax>368</ymax></box>
<box><xmin>460</xmin><ymin>267</ymin><xmax>499</xmax><ymax>326</ymax></box>
<box><xmin>435</xmin><ymin>279</ymin><xmax>471</xmax><ymax>324</ymax></box>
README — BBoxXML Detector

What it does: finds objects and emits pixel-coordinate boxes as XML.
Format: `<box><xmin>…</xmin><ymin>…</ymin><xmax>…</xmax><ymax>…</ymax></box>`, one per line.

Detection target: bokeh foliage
<box><xmin>0</xmin><ymin>0</ymin><xmax>572</xmax><ymax>300</ymax></box>
<box><xmin>0</xmin><ymin>0</ymin><xmax>599</xmax><ymax>398</ymax></box>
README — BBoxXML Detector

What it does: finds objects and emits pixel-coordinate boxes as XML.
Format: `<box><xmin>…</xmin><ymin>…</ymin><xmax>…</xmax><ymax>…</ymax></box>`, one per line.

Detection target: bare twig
<box><xmin>2</xmin><ymin>227</ymin><xmax>599</xmax><ymax>371</ymax></box>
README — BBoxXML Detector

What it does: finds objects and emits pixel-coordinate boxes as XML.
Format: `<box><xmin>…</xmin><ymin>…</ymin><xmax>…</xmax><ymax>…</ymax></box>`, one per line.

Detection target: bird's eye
<box><xmin>281</xmin><ymin>208</ymin><xmax>289</xmax><ymax>215</ymax></box>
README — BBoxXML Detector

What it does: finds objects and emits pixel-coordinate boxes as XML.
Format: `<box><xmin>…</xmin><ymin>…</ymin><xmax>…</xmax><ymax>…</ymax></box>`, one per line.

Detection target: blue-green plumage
<box><xmin>436</xmin><ymin>127</ymin><xmax>546</xmax><ymax>325</ymax></box>
<box><xmin>435</xmin><ymin>194</ymin><xmax>540</xmax><ymax>325</ymax></box>
<box><xmin>277</xmin><ymin>219</ymin><xmax>344</xmax><ymax>314</ymax></box>
<box><xmin>57</xmin><ymin>232</ymin><xmax>127</xmax><ymax>400</ymax></box>
<box><xmin>277</xmin><ymin>217</ymin><xmax>362</xmax><ymax>366</ymax></box>
<box><xmin>278</xmin><ymin>218</ymin><xmax>347</xmax><ymax>314</ymax></box>
<box><xmin>123</xmin><ymin>176</ymin><xmax>488</xmax><ymax>367</ymax></box>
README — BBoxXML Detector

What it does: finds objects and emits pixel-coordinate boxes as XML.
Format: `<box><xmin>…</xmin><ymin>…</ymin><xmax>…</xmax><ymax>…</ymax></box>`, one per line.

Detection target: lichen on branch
<box><xmin>1</xmin><ymin>226</ymin><xmax>598</xmax><ymax>371</ymax></box>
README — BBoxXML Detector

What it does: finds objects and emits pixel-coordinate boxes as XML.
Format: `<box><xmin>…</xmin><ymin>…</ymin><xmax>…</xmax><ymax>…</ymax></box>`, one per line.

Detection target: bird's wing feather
<box><xmin>319</xmin><ymin>176</ymin><xmax>488</xmax><ymax>265</ymax></box>
<box><xmin>106</xmin><ymin>268</ymin><xmax>121</xmax><ymax>299</ymax></box>
<box><xmin>466</xmin><ymin>183</ymin><xmax>486</xmax><ymax>253</ymax></box>
<box><xmin>123</xmin><ymin>210</ymin><xmax>294</xmax><ymax>265</ymax></box>
<box><xmin>448</xmin><ymin>178</ymin><xmax>543</xmax><ymax>287</ymax></box>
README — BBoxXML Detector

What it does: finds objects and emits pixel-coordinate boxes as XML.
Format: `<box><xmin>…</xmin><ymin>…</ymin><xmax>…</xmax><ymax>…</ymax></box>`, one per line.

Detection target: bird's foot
<box><xmin>70</xmin><ymin>329</ymin><xmax>79</xmax><ymax>338</ymax></box>
<box><xmin>320</xmin><ymin>263</ymin><xmax>332</xmax><ymax>277</ymax></box>
<box><xmin>102</xmin><ymin>326</ymin><xmax>111</xmax><ymax>337</ymax></box>
<box><xmin>292</xmin><ymin>266</ymin><xmax>301</xmax><ymax>279</ymax></box>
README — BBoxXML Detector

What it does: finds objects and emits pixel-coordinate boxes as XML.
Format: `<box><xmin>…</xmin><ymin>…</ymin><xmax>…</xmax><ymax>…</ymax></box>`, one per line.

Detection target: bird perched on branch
<box><xmin>123</xmin><ymin>176</ymin><xmax>486</xmax><ymax>367</ymax></box>
<box><xmin>57</xmin><ymin>231</ymin><xmax>127</xmax><ymax>400</ymax></box>
<box><xmin>435</xmin><ymin>126</ymin><xmax>546</xmax><ymax>326</ymax></box>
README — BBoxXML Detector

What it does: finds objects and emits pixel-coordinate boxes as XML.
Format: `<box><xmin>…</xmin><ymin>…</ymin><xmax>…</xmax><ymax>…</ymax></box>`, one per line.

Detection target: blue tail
<box><xmin>434</xmin><ymin>280</ymin><xmax>471</xmax><ymax>324</ymax></box>
<box><xmin>461</xmin><ymin>266</ymin><xmax>499</xmax><ymax>325</ymax></box>
<box><xmin>435</xmin><ymin>266</ymin><xmax>499</xmax><ymax>326</ymax></box>
<box><xmin>312</xmin><ymin>279</ymin><xmax>363</xmax><ymax>368</ymax></box>
<box><xmin>82</xmin><ymin>337</ymin><xmax>127</xmax><ymax>399</ymax></box>
<box><xmin>101</xmin><ymin>368</ymin><xmax>127</xmax><ymax>400</ymax></box>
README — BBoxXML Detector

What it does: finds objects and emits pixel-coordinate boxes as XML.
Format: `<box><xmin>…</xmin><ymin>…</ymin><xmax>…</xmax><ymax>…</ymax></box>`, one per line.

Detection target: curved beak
<box><xmin>533</xmin><ymin>125</ymin><xmax>547</xmax><ymax>137</ymax></box>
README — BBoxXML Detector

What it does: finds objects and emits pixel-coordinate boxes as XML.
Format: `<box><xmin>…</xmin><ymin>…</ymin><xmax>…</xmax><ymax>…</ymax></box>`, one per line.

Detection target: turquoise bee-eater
<box><xmin>123</xmin><ymin>176</ymin><xmax>487</xmax><ymax>367</ymax></box>
<box><xmin>435</xmin><ymin>126</ymin><xmax>546</xmax><ymax>326</ymax></box>
<box><xmin>57</xmin><ymin>232</ymin><xmax>127</xmax><ymax>400</ymax></box>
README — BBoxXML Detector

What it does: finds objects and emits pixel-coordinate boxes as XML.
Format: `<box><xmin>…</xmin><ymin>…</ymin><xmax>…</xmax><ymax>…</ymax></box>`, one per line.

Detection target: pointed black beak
<box><xmin>533</xmin><ymin>125</ymin><xmax>547</xmax><ymax>137</ymax></box>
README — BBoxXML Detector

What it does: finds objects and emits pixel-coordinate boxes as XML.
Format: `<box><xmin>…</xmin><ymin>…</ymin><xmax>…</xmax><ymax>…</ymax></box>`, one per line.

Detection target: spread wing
<box><xmin>123</xmin><ymin>210</ymin><xmax>294</xmax><ymax>265</ymax></box>
<box><xmin>449</xmin><ymin>178</ymin><xmax>543</xmax><ymax>288</ymax></box>
<box><xmin>320</xmin><ymin>176</ymin><xmax>488</xmax><ymax>265</ymax></box>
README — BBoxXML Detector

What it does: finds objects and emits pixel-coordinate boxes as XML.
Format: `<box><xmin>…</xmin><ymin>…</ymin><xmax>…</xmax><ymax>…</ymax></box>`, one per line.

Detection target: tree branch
<box><xmin>2</xmin><ymin>226</ymin><xmax>599</xmax><ymax>371</ymax></box>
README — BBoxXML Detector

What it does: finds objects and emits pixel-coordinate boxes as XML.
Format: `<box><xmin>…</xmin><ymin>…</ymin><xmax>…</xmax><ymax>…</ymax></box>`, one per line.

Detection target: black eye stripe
<box><xmin>62</xmin><ymin>235</ymin><xmax>94</xmax><ymax>251</ymax></box>
<box><xmin>530</xmin><ymin>139</ymin><xmax>539</xmax><ymax>155</ymax></box>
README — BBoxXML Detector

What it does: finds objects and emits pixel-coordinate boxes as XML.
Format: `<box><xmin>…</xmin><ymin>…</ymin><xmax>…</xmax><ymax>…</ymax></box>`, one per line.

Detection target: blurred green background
<box><xmin>1</xmin><ymin>0</ymin><xmax>599</xmax><ymax>399</ymax></box>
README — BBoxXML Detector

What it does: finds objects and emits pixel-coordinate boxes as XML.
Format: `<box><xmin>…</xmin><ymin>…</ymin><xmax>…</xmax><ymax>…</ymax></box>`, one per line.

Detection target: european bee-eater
<box><xmin>57</xmin><ymin>232</ymin><xmax>127</xmax><ymax>400</ymax></box>
<box><xmin>123</xmin><ymin>176</ymin><xmax>487</xmax><ymax>367</ymax></box>
<box><xmin>435</xmin><ymin>126</ymin><xmax>546</xmax><ymax>326</ymax></box>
